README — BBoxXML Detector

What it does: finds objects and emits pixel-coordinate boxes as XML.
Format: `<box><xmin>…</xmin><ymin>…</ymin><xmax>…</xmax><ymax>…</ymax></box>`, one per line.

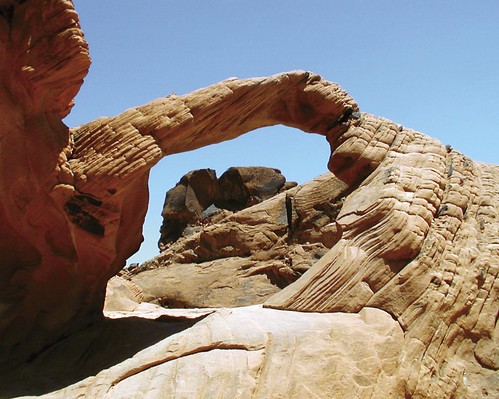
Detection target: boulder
<box><xmin>134</xmin><ymin>172</ymin><xmax>347</xmax><ymax>307</ymax></box>
<box><xmin>159</xmin><ymin>168</ymin><xmax>221</xmax><ymax>245</ymax></box>
<box><xmin>158</xmin><ymin>166</ymin><xmax>289</xmax><ymax>248</ymax></box>
<box><xmin>216</xmin><ymin>166</ymin><xmax>287</xmax><ymax>210</ymax></box>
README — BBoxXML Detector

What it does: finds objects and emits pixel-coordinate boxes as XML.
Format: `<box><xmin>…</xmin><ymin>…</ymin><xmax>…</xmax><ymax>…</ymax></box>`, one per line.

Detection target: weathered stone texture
<box><xmin>133</xmin><ymin>172</ymin><xmax>347</xmax><ymax>308</ymax></box>
<box><xmin>267</xmin><ymin>124</ymin><xmax>499</xmax><ymax>398</ymax></box>
<box><xmin>0</xmin><ymin>1</ymin><xmax>497</xmax><ymax>398</ymax></box>
<box><xmin>1</xmin><ymin>305</ymin><xmax>405</xmax><ymax>399</ymax></box>
<box><xmin>0</xmin><ymin>0</ymin><xmax>356</xmax><ymax>369</ymax></box>
<box><xmin>158</xmin><ymin>166</ymin><xmax>289</xmax><ymax>247</ymax></box>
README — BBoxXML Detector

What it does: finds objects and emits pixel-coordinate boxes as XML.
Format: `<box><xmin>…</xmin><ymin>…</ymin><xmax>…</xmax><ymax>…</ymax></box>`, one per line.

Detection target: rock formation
<box><xmin>0</xmin><ymin>0</ymin><xmax>356</xmax><ymax>370</ymax></box>
<box><xmin>132</xmin><ymin>171</ymin><xmax>343</xmax><ymax>308</ymax></box>
<box><xmin>0</xmin><ymin>1</ymin><xmax>497</xmax><ymax>398</ymax></box>
<box><xmin>158</xmin><ymin>166</ymin><xmax>292</xmax><ymax>248</ymax></box>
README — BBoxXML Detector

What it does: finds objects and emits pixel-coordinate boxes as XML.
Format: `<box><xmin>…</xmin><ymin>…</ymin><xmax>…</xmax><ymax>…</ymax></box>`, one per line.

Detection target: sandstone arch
<box><xmin>0</xmin><ymin>0</ymin><xmax>356</xmax><ymax>367</ymax></box>
<box><xmin>0</xmin><ymin>1</ymin><xmax>497</xmax><ymax>398</ymax></box>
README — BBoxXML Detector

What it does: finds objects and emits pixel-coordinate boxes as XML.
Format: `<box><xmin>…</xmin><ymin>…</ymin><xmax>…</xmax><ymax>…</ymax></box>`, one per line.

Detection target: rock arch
<box><xmin>0</xmin><ymin>1</ymin><xmax>497</xmax><ymax>397</ymax></box>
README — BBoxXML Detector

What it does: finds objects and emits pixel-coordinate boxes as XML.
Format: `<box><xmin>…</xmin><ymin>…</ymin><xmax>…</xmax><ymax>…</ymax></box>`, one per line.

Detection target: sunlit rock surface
<box><xmin>131</xmin><ymin>171</ymin><xmax>345</xmax><ymax>308</ymax></box>
<box><xmin>0</xmin><ymin>0</ymin><xmax>356</xmax><ymax>369</ymax></box>
<box><xmin>0</xmin><ymin>1</ymin><xmax>497</xmax><ymax>398</ymax></box>
<box><xmin>2</xmin><ymin>305</ymin><xmax>405</xmax><ymax>398</ymax></box>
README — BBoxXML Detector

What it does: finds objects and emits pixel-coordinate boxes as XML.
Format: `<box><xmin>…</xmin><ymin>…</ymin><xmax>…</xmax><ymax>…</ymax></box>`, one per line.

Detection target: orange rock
<box><xmin>0</xmin><ymin>1</ymin><xmax>497</xmax><ymax>398</ymax></box>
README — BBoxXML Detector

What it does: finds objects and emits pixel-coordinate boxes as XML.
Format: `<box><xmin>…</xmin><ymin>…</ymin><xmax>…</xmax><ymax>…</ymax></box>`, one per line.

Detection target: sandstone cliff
<box><xmin>0</xmin><ymin>1</ymin><xmax>497</xmax><ymax>398</ymax></box>
<box><xmin>0</xmin><ymin>0</ymin><xmax>356</xmax><ymax>370</ymax></box>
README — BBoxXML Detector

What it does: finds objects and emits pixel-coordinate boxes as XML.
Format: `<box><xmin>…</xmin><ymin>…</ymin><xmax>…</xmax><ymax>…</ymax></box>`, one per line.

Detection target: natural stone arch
<box><xmin>132</xmin><ymin>122</ymin><xmax>332</xmax><ymax>265</ymax></box>
<box><xmin>0</xmin><ymin>0</ymin><xmax>356</xmax><ymax>367</ymax></box>
<box><xmin>0</xmin><ymin>1</ymin><xmax>497</xmax><ymax>398</ymax></box>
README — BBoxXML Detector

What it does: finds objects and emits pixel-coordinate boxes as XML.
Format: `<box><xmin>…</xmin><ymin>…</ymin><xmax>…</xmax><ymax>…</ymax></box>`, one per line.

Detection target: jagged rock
<box><xmin>0</xmin><ymin>2</ymin><xmax>497</xmax><ymax>398</ymax></box>
<box><xmin>134</xmin><ymin>173</ymin><xmax>346</xmax><ymax>307</ymax></box>
<box><xmin>216</xmin><ymin>166</ymin><xmax>287</xmax><ymax>210</ymax></box>
<box><xmin>159</xmin><ymin>168</ymin><xmax>221</xmax><ymax>246</ymax></box>
<box><xmin>158</xmin><ymin>166</ymin><xmax>288</xmax><ymax>248</ymax></box>
<box><xmin>266</xmin><ymin>119</ymin><xmax>499</xmax><ymax>398</ymax></box>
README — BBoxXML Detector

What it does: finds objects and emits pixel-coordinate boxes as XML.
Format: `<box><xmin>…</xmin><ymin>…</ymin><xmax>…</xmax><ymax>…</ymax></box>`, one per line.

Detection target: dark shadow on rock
<box><xmin>0</xmin><ymin>314</ymin><xmax>202</xmax><ymax>398</ymax></box>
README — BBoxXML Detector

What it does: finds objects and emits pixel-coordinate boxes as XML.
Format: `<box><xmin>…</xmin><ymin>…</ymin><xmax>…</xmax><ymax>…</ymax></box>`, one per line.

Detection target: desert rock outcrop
<box><xmin>0</xmin><ymin>1</ymin><xmax>497</xmax><ymax>398</ymax></box>
<box><xmin>132</xmin><ymin>171</ymin><xmax>345</xmax><ymax>308</ymax></box>
<box><xmin>158</xmin><ymin>166</ymin><xmax>290</xmax><ymax>247</ymax></box>
<box><xmin>0</xmin><ymin>0</ymin><xmax>356</xmax><ymax>370</ymax></box>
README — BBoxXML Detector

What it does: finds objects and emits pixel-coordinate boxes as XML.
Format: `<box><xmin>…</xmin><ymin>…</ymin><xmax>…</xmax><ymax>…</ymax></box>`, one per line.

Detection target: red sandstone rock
<box><xmin>0</xmin><ymin>0</ymin><xmax>355</xmax><ymax>370</ymax></box>
<box><xmin>0</xmin><ymin>1</ymin><xmax>497</xmax><ymax>398</ymax></box>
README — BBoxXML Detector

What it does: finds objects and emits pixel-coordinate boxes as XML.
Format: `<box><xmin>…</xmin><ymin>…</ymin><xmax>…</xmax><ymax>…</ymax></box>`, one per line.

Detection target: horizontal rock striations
<box><xmin>130</xmin><ymin>171</ymin><xmax>345</xmax><ymax>308</ymax></box>
<box><xmin>0</xmin><ymin>1</ymin><xmax>497</xmax><ymax>398</ymax></box>
<box><xmin>0</xmin><ymin>0</ymin><xmax>356</xmax><ymax>370</ymax></box>
<box><xmin>266</xmin><ymin>116</ymin><xmax>499</xmax><ymax>398</ymax></box>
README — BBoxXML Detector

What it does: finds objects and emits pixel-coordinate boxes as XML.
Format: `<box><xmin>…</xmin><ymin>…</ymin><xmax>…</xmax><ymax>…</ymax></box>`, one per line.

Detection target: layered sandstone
<box><xmin>0</xmin><ymin>0</ymin><xmax>356</xmax><ymax>369</ymax></box>
<box><xmin>0</xmin><ymin>1</ymin><xmax>497</xmax><ymax>398</ymax></box>
<box><xmin>131</xmin><ymin>171</ymin><xmax>345</xmax><ymax>308</ymax></box>
<box><xmin>127</xmin><ymin>141</ymin><xmax>498</xmax><ymax>398</ymax></box>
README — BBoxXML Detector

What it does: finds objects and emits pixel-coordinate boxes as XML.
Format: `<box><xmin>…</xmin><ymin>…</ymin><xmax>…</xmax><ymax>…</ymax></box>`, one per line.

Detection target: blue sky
<box><xmin>66</xmin><ymin>1</ymin><xmax>499</xmax><ymax>264</ymax></box>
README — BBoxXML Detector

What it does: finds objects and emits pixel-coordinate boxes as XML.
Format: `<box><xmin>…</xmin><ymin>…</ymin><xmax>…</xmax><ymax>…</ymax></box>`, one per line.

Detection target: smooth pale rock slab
<box><xmin>4</xmin><ymin>306</ymin><xmax>404</xmax><ymax>399</ymax></box>
<box><xmin>129</xmin><ymin>258</ymin><xmax>281</xmax><ymax>308</ymax></box>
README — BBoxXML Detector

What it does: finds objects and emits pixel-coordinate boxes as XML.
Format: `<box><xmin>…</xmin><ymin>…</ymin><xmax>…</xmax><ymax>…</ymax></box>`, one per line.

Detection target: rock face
<box><xmin>0</xmin><ymin>1</ymin><xmax>497</xmax><ymax>398</ymax></box>
<box><xmin>158</xmin><ymin>166</ymin><xmax>290</xmax><ymax>248</ymax></box>
<box><xmin>0</xmin><ymin>0</ymin><xmax>356</xmax><ymax>370</ymax></box>
<box><xmin>1</xmin><ymin>305</ymin><xmax>405</xmax><ymax>398</ymax></box>
<box><xmin>134</xmin><ymin>172</ymin><xmax>345</xmax><ymax>308</ymax></box>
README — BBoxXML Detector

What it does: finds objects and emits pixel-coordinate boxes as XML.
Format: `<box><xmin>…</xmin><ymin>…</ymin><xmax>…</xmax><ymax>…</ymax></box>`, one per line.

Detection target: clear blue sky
<box><xmin>66</xmin><ymin>1</ymin><xmax>499</xmax><ymax>265</ymax></box>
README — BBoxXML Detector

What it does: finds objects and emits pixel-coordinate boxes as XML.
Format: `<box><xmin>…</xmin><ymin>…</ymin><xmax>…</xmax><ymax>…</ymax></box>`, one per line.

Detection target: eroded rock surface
<box><xmin>0</xmin><ymin>1</ymin><xmax>497</xmax><ymax>398</ymax></box>
<box><xmin>130</xmin><ymin>136</ymin><xmax>499</xmax><ymax>398</ymax></box>
<box><xmin>0</xmin><ymin>0</ymin><xmax>356</xmax><ymax>369</ymax></box>
<box><xmin>267</xmin><ymin>118</ymin><xmax>499</xmax><ymax>398</ymax></box>
<box><xmin>132</xmin><ymin>172</ymin><xmax>345</xmax><ymax>308</ymax></box>
<box><xmin>1</xmin><ymin>305</ymin><xmax>405</xmax><ymax>399</ymax></box>
<box><xmin>158</xmin><ymin>166</ymin><xmax>291</xmax><ymax>247</ymax></box>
